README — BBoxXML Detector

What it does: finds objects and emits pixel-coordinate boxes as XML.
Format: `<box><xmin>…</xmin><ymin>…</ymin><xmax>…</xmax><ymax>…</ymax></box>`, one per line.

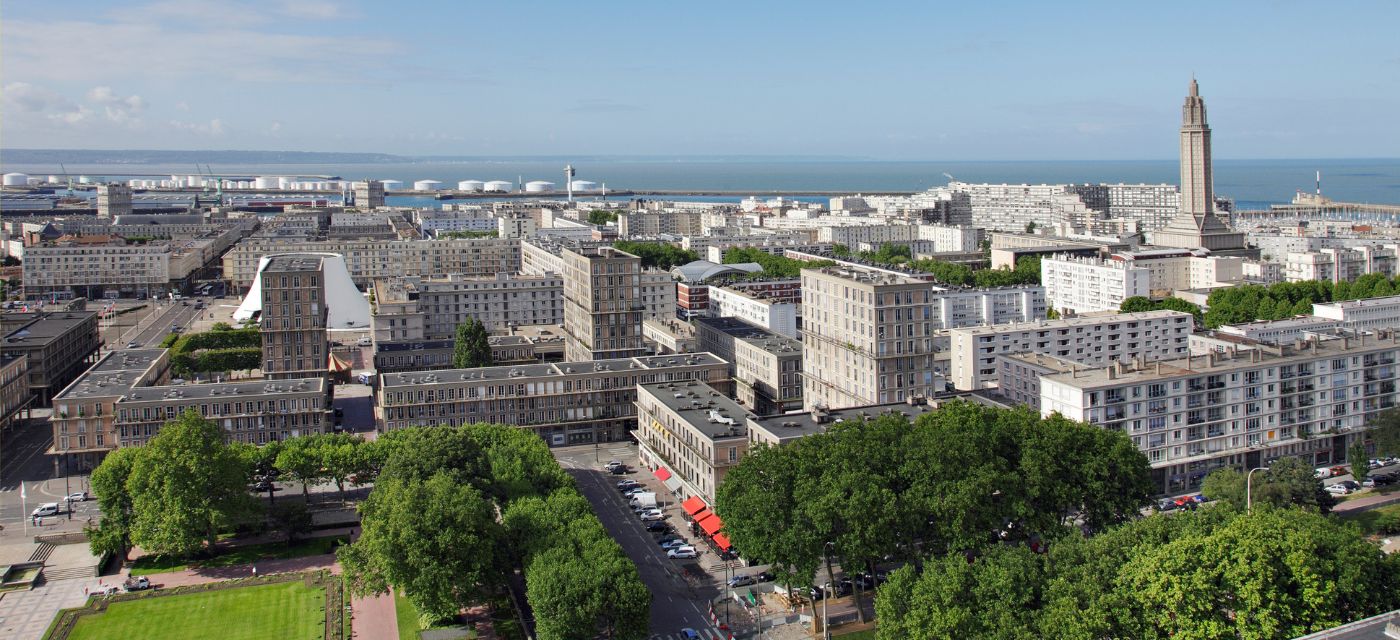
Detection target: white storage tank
<box><xmin>414</xmin><ymin>180</ymin><xmax>444</xmax><ymax>191</ymax></box>
<box><xmin>254</xmin><ymin>176</ymin><xmax>279</xmax><ymax>189</ymax></box>
<box><xmin>524</xmin><ymin>181</ymin><xmax>554</xmax><ymax>193</ymax></box>
<box><xmin>483</xmin><ymin>180</ymin><xmax>513</xmax><ymax>193</ymax></box>
<box><xmin>49</xmin><ymin>175</ymin><xmax>64</xmax><ymax>184</ymax></box>
<box><xmin>381</xmin><ymin>179</ymin><xmax>405</xmax><ymax>190</ymax></box>
<box><xmin>277</xmin><ymin>177</ymin><xmax>293</xmax><ymax>189</ymax></box>
<box><xmin>570</xmin><ymin>180</ymin><xmax>599</xmax><ymax>192</ymax></box>
<box><xmin>457</xmin><ymin>180</ymin><xmax>484</xmax><ymax>192</ymax></box>
<box><xmin>2</xmin><ymin>173</ymin><xmax>29</xmax><ymax>186</ymax></box>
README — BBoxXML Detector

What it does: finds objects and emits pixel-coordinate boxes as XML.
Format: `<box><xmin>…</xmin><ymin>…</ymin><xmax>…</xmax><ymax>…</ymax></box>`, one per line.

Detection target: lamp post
<box><xmin>1245</xmin><ymin>466</ymin><xmax>1270</xmax><ymax>511</ymax></box>
<box><xmin>822</xmin><ymin>541</ymin><xmax>834</xmax><ymax>640</ymax></box>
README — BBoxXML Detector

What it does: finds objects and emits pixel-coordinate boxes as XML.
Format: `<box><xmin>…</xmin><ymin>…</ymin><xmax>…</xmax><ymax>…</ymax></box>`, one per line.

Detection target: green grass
<box><xmin>130</xmin><ymin>536</ymin><xmax>346</xmax><ymax>576</ymax></box>
<box><xmin>394</xmin><ymin>589</ymin><xmax>419</xmax><ymax>640</ymax></box>
<box><xmin>834</xmin><ymin>628</ymin><xmax>878</xmax><ymax>639</ymax></box>
<box><xmin>66</xmin><ymin>580</ymin><xmax>325</xmax><ymax>640</ymax></box>
<box><xmin>1338</xmin><ymin>503</ymin><xmax>1400</xmax><ymax>535</ymax></box>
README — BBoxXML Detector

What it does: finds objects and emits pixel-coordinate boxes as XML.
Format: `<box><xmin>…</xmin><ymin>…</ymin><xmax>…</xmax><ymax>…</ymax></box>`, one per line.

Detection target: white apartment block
<box><xmin>640</xmin><ymin>271</ymin><xmax>677</xmax><ymax>321</ymax></box>
<box><xmin>949</xmin><ymin>310</ymin><xmax>1193</xmax><ymax>390</ymax></box>
<box><xmin>224</xmin><ymin>237</ymin><xmax>521</xmax><ymax>291</ymax></box>
<box><xmin>498</xmin><ymin>215</ymin><xmax>537</xmax><ymax>239</ymax></box>
<box><xmin>1070</xmin><ymin>183</ymin><xmax>1181</xmax><ymax>231</ymax></box>
<box><xmin>617</xmin><ymin>211</ymin><xmax>705</xmax><ymax>238</ymax></box>
<box><xmin>1043</xmin><ymin>255</ymin><xmax>1151</xmax><ymax>314</ymax></box>
<box><xmin>707</xmin><ymin>284</ymin><xmax>799</xmax><ymax>338</ymax></box>
<box><xmin>1284</xmin><ymin>246</ymin><xmax>1398</xmax><ymax>283</ymax></box>
<box><xmin>801</xmin><ymin>267</ymin><xmax>945</xmax><ymax>410</ymax></box>
<box><xmin>928</xmin><ymin>285</ymin><xmax>1045</xmax><ymax>329</ymax></box>
<box><xmin>917</xmin><ymin>224</ymin><xmax>984</xmax><ymax>253</ymax></box>
<box><xmin>416</xmin><ymin>207</ymin><xmax>499</xmax><ymax>234</ymax></box>
<box><xmin>817</xmin><ymin>224</ymin><xmax>919</xmax><ymax>246</ymax></box>
<box><xmin>1216</xmin><ymin>316</ymin><xmax>1343</xmax><ymax>345</ymax></box>
<box><xmin>1243</xmin><ymin>259</ymin><xmax>1284</xmax><ymax>284</ymax></box>
<box><xmin>24</xmin><ymin>229</ymin><xmax>241</xmax><ymax>297</ymax></box>
<box><xmin>1030</xmin><ymin>333</ymin><xmax>1400</xmax><ymax>494</ymax></box>
<box><xmin>1313</xmin><ymin>295</ymin><xmax>1400</xmax><ymax>331</ymax></box>
<box><xmin>372</xmin><ymin>273</ymin><xmax>564</xmax><ymax>341</ymax></box>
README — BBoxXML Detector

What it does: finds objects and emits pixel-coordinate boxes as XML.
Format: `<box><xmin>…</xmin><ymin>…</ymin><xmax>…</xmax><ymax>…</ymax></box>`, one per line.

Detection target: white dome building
<box><xmin>380</xmin><ymin>179</ymin><xmax>405</xmax><ymax>190</ymax></box>
<box><xmin>2</xmin><ymin>173</ymin><xmax>29</xmax><ymax>186</ymax></box>
<box><xmin>483</xmin><ymin>180</ymin><xmax>513</xmax><ymax>193</ymax></box>
<box><xmin>524</xmin><ymin>181</ymin><xmax>554</xmax><ymax>193</ymax></box>
<box><xmin>233</xmin><ymin>253</ymin><xmax>370</xmax><ymax>330</ymax></box>
<box><xmin>254</xmin><ymin>176</ymin><xmax>279</xmax><ymax>190</ymax></box>
<box><xmin>457</xmin><ymin>180</ymin><xmax>484</xmax><ymax>192</ymax></box>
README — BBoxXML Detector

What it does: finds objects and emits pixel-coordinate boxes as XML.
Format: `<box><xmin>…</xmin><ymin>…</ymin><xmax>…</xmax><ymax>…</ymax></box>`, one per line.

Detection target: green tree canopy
<box><xmin>612</xmin><ymin>240</ymin><xmax>697</xmax><ymax>270</ymax></box>
<box><xmin>126</xmin><ymin>410</ymin><xmax>254</xmax><ymax>556</ymax></box>
<box><xmin>1200</xmin><ymin>457</ymin><xmax>1335</xmax><ymax>513</ymax></box>
<box><xmin>86</xmin><ymin>447</ymin><xmax>142</xmax><ymax>560</ymax></box>
<box><xmin>452</xmin><ymin>316</ymin><xmax>493</xmax><ymax>369</ymax></box>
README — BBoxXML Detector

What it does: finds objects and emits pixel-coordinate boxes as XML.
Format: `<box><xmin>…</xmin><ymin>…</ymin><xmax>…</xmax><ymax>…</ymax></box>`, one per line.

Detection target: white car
<box><xmin>639</xmin><ymin>510</ymin><xmax>665</xmax><ymax>521</ymax></box>
<box><xmin>31</xmin><ymin>503</ymin><xmax>60</xmax><ymax>517</ymax></box>
<box><xmin>65</xmin><ymin>492</ymin><xmax>88</xmax><ymax>502</ymax></box>
<box><xmin>667</xmin><ymin>546</ymin><xmax>698</xmax><ymax>559</ymax></box>
<box><xmin>1324</xmin><ymin>483</ymin><xmax>1352</xmax><ymax>495</ymax></box>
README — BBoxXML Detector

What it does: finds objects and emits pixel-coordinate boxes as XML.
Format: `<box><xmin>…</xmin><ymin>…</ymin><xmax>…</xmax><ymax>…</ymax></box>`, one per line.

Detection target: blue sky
<box><xmin>3</xmin><ymin>0</ymin><xmax>1397</xmax><ymax>159</ymax></box>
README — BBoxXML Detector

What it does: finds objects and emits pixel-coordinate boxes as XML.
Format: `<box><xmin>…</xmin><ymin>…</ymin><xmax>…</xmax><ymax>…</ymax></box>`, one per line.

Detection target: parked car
<box><xmin>616</xmin><ymin>479</ymin><xmax>641</xmax><ymax>490</ymax></box>
<box><xmin>681</xmin><ymin>629</ymin><xmax>701</xmax><ymax>640</ymax></box>
<box><xmin>65</xmin><ymin>492</ymin><xmax>88</xmax><ymax>503</ymax></box>
<box><xmin>1156</xmin><ymin>498</ymin><xmax>1180</xmax><ymax>512</ymax></box>
<box><xmin>1324</xmin><ymin>483</ymin><xmax>1352</xmax><ymax>495</ymax></box>
<box><xmin>609</xmin><ymin>465</ymin><xmax>629</xmax><ymax>475</ymax></box>
<box><xmin>645</xmin><ymin>521</ymin><xmax>671</xmax><ymax>533</ymax></box>
<box><xmin>755</xmin><ymin>571</ymin><xmax>776</xmax><ymax>583</ymax></box>
<box><xmin>667</xmin><ymin>546</ymin><xmax>698</xmax><ymax>559</ymax></box>
<box><xmin>824</xmin><ymin>579</ymin><xmax>853</xmax><ymax>597</ymax></box>
<box><xmin>639</xmin><ymin>510</ymin><xmax>665</xmax><ymax>521</ymax></box>
<box><xmin>1330</xmin><ymin>465</ymin><xmax>1350</xmax><ymax>477</ymax></box>
<box><xmin>1373</xmin><ymin>472</ymin><xmax>1398</xmax><ymax>486</ymax></box>
<box><xmin>727</xmin><ymin>575</ymin><xmax>757</xmax><ymax>588</ymax></box>
<box><xmin>1315</xmin><ymin>467</ymin><xmax>1334</xmax><ymax>479</ymax></box>
<box><xmin>123</xmin><ymin>576</ymin><xmax>150</xmax><ymax>592</ymax></box>
<box><xmin>357</xmin><ymin>337</ymin><xmax>372</xmax><ymax>347</ymax></box>
<box><xmin>1338</xmin><ymin>480</ymin><xmax>1361</xmax><ymax>491</ymax></box>
<box><xmin>623</xmin><ymin>487</ymin><xmax>648</xmax><ymax>497</ymax></box>
<box><xmin>658</xmin><ymin>538</ymin><xmax>687</xmax><ymax>550</ymax></box>
<box><xmin>604</xmin><ymin>460</ymin><xmax>624</xmax><ymax>470</ymax></box>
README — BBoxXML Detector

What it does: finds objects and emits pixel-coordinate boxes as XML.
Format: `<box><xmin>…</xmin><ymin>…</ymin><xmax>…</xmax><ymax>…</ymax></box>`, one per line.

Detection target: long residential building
<box><xmin>372</xmin><ymin>272</ymin><xmax>564</xmax><ymax>341</ymax></box>
<box><xmin>1043</xmin><ymin>254</ymin><xmax>1151</xmax><ymax>314</ymax></box>
<box><xmin>24</xmin><ymin>228</ymin><xmax>242</xmax><ymax>298</ymax></box>
<box><xmin>377</xmin><ymin>352</ymin><xmax>731</xmax><ymax>446</ymax></box>
<box><xmin>707</xmin><ymin>282</ymin><xmax>799</xmax><ymax>338</ymax></box>
<box><xmin>1312</xmin><ymin>295</ymin><xmax>1400</xmax><ymax>331</ymax></box>
<box><xmin>1018</xmin><ymin>332</ymin><xmax>1400</xmax><ymax>494</ymax></box>
<box><xmin>636</xmin><ymin>381</ymin><xmax>754</xmax><ymax>505</ymax></box>
<box><xmin>1</xmin><ymin>310</ymin><xmax>102</xmax><ymax>406</ymax></box>
<box><xmin>1284</xmin><ymin>246</ymin><xmax>1398</xmax><ymax>283</ymax></box>
<box><xmin>949</xmin><ymin>310</ymin><xmax>1194</xmax><ymax>390</ymax></box>
<box><xmin>223</xmin><ymin>237</ymin><xmax>521</xmax><ymax>291</ymax></box>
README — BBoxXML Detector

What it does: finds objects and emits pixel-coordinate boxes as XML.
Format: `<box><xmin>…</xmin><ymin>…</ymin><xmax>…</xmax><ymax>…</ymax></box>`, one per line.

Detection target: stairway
<box><xmin>28</xmin><ymin>542</ymin><xmax>55</xmax><ymax>563</ymax></box>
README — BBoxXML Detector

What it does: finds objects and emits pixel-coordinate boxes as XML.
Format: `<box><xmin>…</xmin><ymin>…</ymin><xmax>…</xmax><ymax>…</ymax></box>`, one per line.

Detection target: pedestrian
<box><xmin>36</xmin><ymin>516</ymin><xmax>42</xmax><ymax>527</ymax></box>
<box><xmin>251</xmin><ymin>564</ymin><xmax>257</xmax><ymax>578</ymax></box>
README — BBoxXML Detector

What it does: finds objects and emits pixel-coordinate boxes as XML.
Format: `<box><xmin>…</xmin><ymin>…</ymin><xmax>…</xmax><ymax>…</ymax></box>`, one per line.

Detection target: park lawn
<box><xmin>66</xmin><ymin>580</ymin><xmax>325</xmax><ymax>640</ymax></box>
<box><xmin>131</xmin><ymin>536</ymin><xmax>346</xmax><ymax>576</ymax></box>
<box><xmin>1338</xmin><ymin>502</ymin><xmax>1400</xmax><ymax>535</ymax></box>
<box><xmin>395</xmin><ymin>589</ymin><xmax>419</xmax><ymax>640</ymax></box>
<box><xmin>834</xmin><ymin>629</ymin><xmax>878</xmax><ymax>639</ymax></box>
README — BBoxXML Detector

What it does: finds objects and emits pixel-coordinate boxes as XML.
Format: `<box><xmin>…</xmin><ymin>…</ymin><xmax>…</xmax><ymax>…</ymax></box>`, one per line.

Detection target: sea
<box><xmin>6</xmin><ymin>158</ymin><xmax>1400</xmax><ymax>211</ymax></box>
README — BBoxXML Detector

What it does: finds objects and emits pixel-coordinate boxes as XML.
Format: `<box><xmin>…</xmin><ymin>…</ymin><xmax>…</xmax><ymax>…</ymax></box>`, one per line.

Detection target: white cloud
<box><xmin>175</xmin><ymin>101</ymin><xmax>190</xmax><ymax>111</ymax></box>
<box><xmin>269</xmin><ymin>121</ymin><xmax>283</xmax><ymax>134</ymax></box>
<box><xmin>3</xmin><ymin>82</ymin><xmax>70</xmax><ymax>113</ymax></box>
<box><xmin>87</xmin><ymin>86</ymin><xmax>147</xmax><ymax>124</ymax></box>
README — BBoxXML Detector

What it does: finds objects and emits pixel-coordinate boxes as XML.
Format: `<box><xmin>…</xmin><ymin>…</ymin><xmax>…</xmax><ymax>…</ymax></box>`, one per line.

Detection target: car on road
<box><xmin>1330</xmin><ymin>465</ymin><xmax>1350</xmax><ymax>477</ymax></box>
<box><xmin>667</xmin><ymin>546</ymin><xmax>698</xmax><ymax>559</ymax></box>
<box><xmin>755</xmin><ymin>571</ymin><xmax>775</xmax><ymax>583</ymax></box>
<box><xmin>728</xmin><ymin>574</ymin><xmax>757</xmax><ymax>588</ymax></box>
<box><xmin>31</xmin><ymin>503</ymin><xmax>60</xmax><ymax>518</ymax></box>
<box><xmin>681</xmin><ymin>629</ymin><xmax>701</xmax><ymax>640</ymax></box>
<box><xmin>1325</xmin><ymin>483</ymin><xmax>1353</xmax><ymax>495</ymax></box>
<box><xmin>65</xmin><ymin>492</ymin><xmax>88</xmax><ymax>503</ymax></box>
<box><xmin>126</xmin><ymin>341</ymin><xmax>141</xmax><ymax>349</ymax></box>
<box><xmin>609</xmin><ymin>465</ymin><xmax>629</xmax><ymax>475</ymax></box>
<box><xmin>604</xmin><ymin>460</ymin><xmax>624</xmax><ymax>471</ymax></box>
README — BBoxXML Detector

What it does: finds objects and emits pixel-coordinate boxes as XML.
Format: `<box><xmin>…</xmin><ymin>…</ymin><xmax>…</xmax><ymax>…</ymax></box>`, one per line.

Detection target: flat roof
<box><xmin>2</xmin><ymin>311</ymin><xmax>96</xmax><ymax>345</ymax></box>
<box><xmin>54</xmin><ymin>349</ymin><xmax>167</xmax><ymax>400</ymax></box>
<box><xmin>124</xmin><ymin>377</ymin><xmax>324</xmax><ymax>402</ymax></box>
<box><xmin>736</xmin><ymin>334</ymin><xmax>802</xmax><ymax>356</ymax></box>
<box><xmin>1315</xmin><ymin>294</ymin><xmax>1400</xmax><ymax>310</ymax></box>
<box><xmin>382</xmin><ymin>351</ymin><xmax>726</xmax><ymax>386</ymax></box>
<box><xmin>952</xmin><ymin>310</ymin><xmax>1190</xmax><ymax>337</ymax></box>
<box><xmin>264</xmin><ymin>254</ymin><xmax>326</xmax><ymax>272</ymax></box>
<box><xmin>748</xmin><ymin>394</ymin><xmax>1011</xmax><ymax>440</ymax></box>
<box><xmin>640</xmin><ymin>381</ymin><xmax>752</xmax><ymax>440</ymax></box>
<box><xmin>693</xmin><ymin>316</ymin><xmax>777</xmax><ymax>339</ymax></box>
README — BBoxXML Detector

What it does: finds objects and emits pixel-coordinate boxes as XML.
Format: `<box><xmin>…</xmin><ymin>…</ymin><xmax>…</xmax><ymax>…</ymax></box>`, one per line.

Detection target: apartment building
<box><xmin>733</xmin><ymin>333</ymin><xmax>803</xmax><ymax>416</ymax></box>
<box><xmin>677</xmin><ymin>282</ymin><xmax>709</xmax><ymax>319</ymax></box>
<box><xmin>1</xmin><ymin>311</ymin><xmax>102</xmax><ymax>405</ymax></box>
<box><xmin>694</xmin><ymin>316</ymin><xmax>771</xmax><ymax>366</ymax></box>
<box><xmin>562</xmin><ymin>246</ymin><xmax>646</xmax><ymax>361</ymax></box>
<box><xmin>618</xmin><ymin>211</ymin><xmax>704</xmax><ymax>238</ymax></box>
<box><xmin>1069</xmin><ymin>183</ymin><xmax>1180</xmax><ymax>231</ymax></box>
<box><xmin>353</xmin><ymin>180</ymin><xmax>386</xmax><ymax>209</ymax></box>
<box><xmin>817</xmin><ymin>224</ymin><xmax>920</xmax><ymax>246</ymax></box>
<box><xmin>636</xmin><ymin>381</ymin><xmax>754</xmax><ymax>504</ymax></box>
<box><xmin>1313</xmin><ymin>295</ymin><xmax>1400</xmax><ymax>331</ymax></box>
<box><xmin>115</xmin><ymin>377</ymin><xmax>328</xmax><ymax>448</ymax></box>
<box><xmin>949</xmin><ymin>310</ymin><xmax>1194</xmax><ymax>390</ymax></box>
<box><xmin>640</xmin><ymin>270</ymin><xmax>677</xmax><ymax>321</ymax></box>
<box><xmin>24</xmin><ymin>230</ymin><xmax>240</xmax><ymax>298</ymax></box>
<box><xmin>1216</xmin><ymin>316</ymin><xmax>1343</xmax><ymax>344</ymax></box>
<box><xmin>414</xmin><ymin>207</ymin><xmax>498</xmax><ymax>235</ymax></box>
<box><xmin>0</xmin><ymin>356</ymin><xmax>31</xmax><ymax>431</ymax></box>
<box><xmin>377</xmin><ymin>352</ymin><xmax>731</xmax><ymax>446</ymax></box>
<box><xmin>259</xmin><ymin>255</ymin><xmax>329</xmax><ymax>381</ymax></box>
<box><xmin>224</xmin><ymin>237</ymin><xmax>521</xmax><ymax>291</ymax></box>
<box><xmin>642</xmin><ymin>318</ymin><xmax>697</xmax><ymax>355</ymax></box>
<box><xmin>801</xmin><ymin>267</ymin><xmax>944</xmax><ymax>410</ymax></box>
<box><xmin>1043</xmin><ymin>254</ymin><xmax>1152</xmax><ymax>314</ymax></box>
<box><xmin>51</xmin><ymin>349</ymin><xmax>172</xmax><ymax>465</ymax></box>
<box><xmin>96</xmin><ymin>184</ymin><xmax>133</xmax><ymax>218</ymax></box>
<box><xmin>917</xmin><ymin>224</ymin><xmax>984</xmax><ymax>253</ymax></box>
<box><xmin>1029</xmin><ymin>333</ymin><xmax>1400</xmax><ymax>494</ymax></box>
<box><xmin>373</xmin><ymin>328</ymin><xmax>566</xmax><ymax>373</ymax></box>
<box><xmin>372</xmin><ymin>273</ymin><xmax>564</xmax><ymax>341</ymax></box>
<box><xmin>708</xmin><ymin>283</ymin><xmax>799</xmax><ymax>338</ymax></box>
<box><xmin>498</xmin><ymin>215</ymin><xmax>537</xmax><ymax>239</ymax></box>
<box><xmin>1285</xmin><ymin>246</ymin><xmax>1398</xmax><ymax>283</ymax></box>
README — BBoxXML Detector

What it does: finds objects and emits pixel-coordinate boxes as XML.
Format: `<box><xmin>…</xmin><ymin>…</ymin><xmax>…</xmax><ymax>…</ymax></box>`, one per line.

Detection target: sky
<box><xmin>3</xmin><ymin>0</ymin><xmax>1398</xmax><ymax>160</ymax></box>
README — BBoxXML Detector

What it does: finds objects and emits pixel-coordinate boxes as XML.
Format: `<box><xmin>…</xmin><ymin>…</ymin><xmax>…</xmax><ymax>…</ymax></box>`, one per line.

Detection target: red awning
<box><xmin>713</xmin><ymin>533</ymin><xmax>732</xmax><ymax>551</ymax></box>
<box><xmin>696</xmin><ymin>512</ymin><xmax>723</xmax><ymax>536</ymax></box>
<box><xmin>653</xmin><ymin>467</ymin><xmax>672</xmax><ymax>482</ymax></box>
<box><xmin>681</xmin><ymin>496</ymin><xmax>707</xmax><ymax>516</ymax></box>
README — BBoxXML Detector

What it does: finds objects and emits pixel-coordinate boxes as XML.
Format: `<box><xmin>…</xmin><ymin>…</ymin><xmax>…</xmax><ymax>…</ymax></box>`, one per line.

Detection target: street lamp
<box><xmin>1245</xmin><ymin>466</ymin><xmax>1270</xmax><ymax>511</ymax></box>
<box><xmin>822</xmin><ymin>541</ymin><xmax>835</xmax><ymax>640</ymax></box>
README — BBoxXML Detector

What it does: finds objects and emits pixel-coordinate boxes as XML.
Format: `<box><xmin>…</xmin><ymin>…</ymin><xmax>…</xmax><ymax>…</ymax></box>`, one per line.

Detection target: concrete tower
<box><xmin>1152</xmin><ymin>78</ymin><xmax>1246</xmax><ymax>252</ymax></box>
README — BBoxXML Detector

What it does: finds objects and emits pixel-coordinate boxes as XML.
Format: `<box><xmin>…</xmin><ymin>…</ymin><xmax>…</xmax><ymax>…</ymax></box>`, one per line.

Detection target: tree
<box><xmin>1350</xmin><ymin>440</ymin><xmax>1370</xmax><ymax>482</ymax></box>
<box><xmin>127</xmin><ymin>410</ymin><xmax>253</xmax><ymax>556</ymax></box>
<box><xmin>339</xmin><ymin>471</ymin><xmax>503</xmax><ymax>623</ymax></box>
<box><xmin>452</xmin><ymin>316</ymin><xmax>492</xmax><ymax>369</ymax></box>
<box><xmin>317</xmin><ymin>433</ymin><xmax>368</xmax><ymax>502</ymax></box>
<box><xmin>1201</xmin><ymin>457</ymin><xmax>1335</xmax><ymax>513</ymax></box>
<box><xmin>587</xmin><ymin>209</ymin><xmax>619</xmax><ymax>226</ymax></box>
<box><xmin>612</xmin><ymin>240</ymin><xmax>698</xmax><ymax>270</ymax></box>
<box><xmin>86</xmin><ymin>447</ymin><xmax>142</xmax><ymax>560</ymax></box>
<box><xmin>1025</xmin><ymin>221</ymin><xmax>1038</xmax><ymax>234</ymax></box>
<box><xmin>275</xmin><ymin>435</ymin><xmax>327</xmax><ymax>501</ymax></box>
<box><xmin>876</xmin><ymin>545</ymin><xmax>1045</xmax><ymax>640</ymax></box>
<box><xmin>463</xmin><ymin>423</ymin><xmax>571</xmax><ymax>504</ymax></box>
<box><xmin>1369</xmin><ymin>409</ymin><xmax>1400</xmax><ymax>457</ymax></box>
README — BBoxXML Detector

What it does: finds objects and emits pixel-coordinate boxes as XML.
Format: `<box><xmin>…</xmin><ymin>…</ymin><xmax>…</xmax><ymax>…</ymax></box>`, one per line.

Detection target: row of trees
<box><xmin>853</xmin><ymin>243</ymin><xmax>1040</xmax><ymax>287</ymax></box>
<box><xmin>875</xmin><ymin>506</ymin><xmax>1400</xmax><ymax>639</ymax></box>
<box><xmin>721</xmin><ymin>247</ymin><xmax>833</xmax><ymax>278</ymax></box>
<box><xmin>339</xmin><ymin>424</ymin><xmax>650</xmax><ymax>637</ymax></box>
<box><xmin>1202</xmin><ymin>274</ymin><xmax>1400</xmax><ymax>329</ymax></box>
<box><xmin>440</xmin><ymin>230</ymin><xmax>498</xmax><ymax>239</ymax></box>
<box><xmin>1118</xmin><ymin>295</ymin><xmax>1205</xmax><ymax>325</ymax></box>
<box><xmin>167</xmin><ymin>324</ymin><xmax>262</xmax><ymax>377</ymax></box>
<box><xmin>88</xmin><ymin>412</ymin><xmax>378</xmax><ymax>560</ymax></box>
<box><xmin>715</xmin><ymin>402</ymin><xmax>1154</xmax><ymax>622</ymax></box>
<box><xmin>587</xmin><ymin>209</ymin><xmax>621</xmax><ymax>225</ymax></box>
<box><xmin>612</xmin><ymin>240</ymin><xmax>698</xmax><ymax>270</ymax></box>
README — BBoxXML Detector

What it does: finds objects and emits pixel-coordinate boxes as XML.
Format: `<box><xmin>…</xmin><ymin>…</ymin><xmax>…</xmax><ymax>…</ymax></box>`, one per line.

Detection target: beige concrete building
<box><xmin>1151</xmin><ymin>79</ymin><xmax>1246</xmax><ymax>252</ymax></box>
<box><xmin>1</xmin><ymin>311</ymin><xmax>102</xmax><ymax>406</ymax></box>
<box><xmin>24</xmin><ymin>229</ymin><xmax>240</xmax><ymax>298</ymax></box>
<box><xmin>0</xmin><ymin>355</ymin><xmax>31</xmax><ymax>431</ymax></box>
<box><xmin>563</xmin><ymin>246</ymin><xmax>646</xmax><ymax>361</ymax></box>
<box><xmin>636</xmin><ymin>381</ymin><xmax>754</xmax><ymax>504</ymax></box>
<box><xmin>259</xmin><ymin>255</ymin><xmax>329</xmax><ymax>381</ymax></box>
<box><xmin>733</xmin><ymin>333</ymin><xmax>803</xmax><ymax>416</ymax></box>
<box><xmin>224</xmin><ymin>237</ymin><xmax>521</xmax><ymax>291</ymax></box>
<box><xmin>377</xmin><ymin>352</ymin><xmax>731</xmax><ymax>446</ymax></box>
<box><xmin>96</xmin><ymin>184</ymin><xmax>133</xmax><ymax>218</ymax></box>
<box><xmin>372</xmin><ymin>273</ymin><xmax>564</xmax><ymax>341</ymax></box>
<box><xmin>353</xmin><ymin>180</ymin><xmax>386</xmax><ymax>209</ymax></box>
<box><xmin>116</xmin><ymin>377</ymin><xmax>327</xmax><ymax>448</ymax></box>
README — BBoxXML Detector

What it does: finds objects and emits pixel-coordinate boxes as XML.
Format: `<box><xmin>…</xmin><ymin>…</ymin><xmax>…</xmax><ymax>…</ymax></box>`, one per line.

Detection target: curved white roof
<box><xmin>233</xmin><ymin>252</ymin><xmax>371</xmax><ymax>330</ymax></box>
<box><xmin>670</xmin><ymin>260</ymin><xmax>764</xmax><ymax>283</ymax></box>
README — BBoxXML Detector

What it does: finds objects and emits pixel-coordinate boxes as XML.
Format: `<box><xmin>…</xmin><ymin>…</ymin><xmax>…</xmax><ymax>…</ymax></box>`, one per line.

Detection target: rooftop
<box><xmin>2</xmin><ymin>311</ymin><xmax>97</xmax><ymax>346</ymax></box>
<box><xmin>264</xmin><ymin>254</ymin><xmax>327</xmax><ymax>273</ymax></box>
<box><xmin>382</xmin><ymin>351</ymin><xmax>725</xmax><ymax>386</ymax></box>
<box><xmin>736</xmin><ymin>333</ymin><xmax>802</xmax><ymax>357</ymax></box>
<box><xmin>53</xmin><ymin>349</ymin><xmax>167</xmax><ymax>400</ymax></box>
<box><xmin>1316</xmin><ymin>294</ymin><xmax>1400</xmax><ymax>310</ymax></box>
<box><xmin>951</xmin><ymin>310</ymin><xmax>1191</xmax><ymax>337</ymax></box>
<box><xmin>640</xmin><ymin>380</ymin><xmax>753</xmax><ymax>440</ymax></box>
<box><xmin>124</xmin><ymin>377</ymin><xmax>324</xmax><ymax>402</ymax></box>
<box><xmin>748</xmin><ymin>394</ymin><xmax>1011</xmax><ymax>441</ymax></box>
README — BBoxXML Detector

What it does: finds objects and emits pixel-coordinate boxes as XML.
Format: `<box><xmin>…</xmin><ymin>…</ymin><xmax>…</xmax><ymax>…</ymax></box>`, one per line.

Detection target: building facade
<box><xmin>1313</xmin><ymin>295</ymin><xmax>1400</xmax><ymax>331</ymax></box>
<box><xmin>707</xmin><ymin>283</ymin><xmax>799</xmax><ymax>339</ymax></box>
<box><xmin>224</xmin><ymin>237</ymin><xmax>521</xmax><ymax>291</ymax></box>
<box><xmin>1043</xmin><ymin>254</ymin><xmax>1152</xmax><ymax>314</ymax></box>
<box><xmin>1</xmin><ymin>311</ymin><xmax>102</xmax><ymax>406</ymax></box>
<box><xmin>635</xmin><ymin>381</ymin><xmax>753</xmax><ymax>504</ymax></box>
<box><xmin>259</xmin><ymin>255</ymin><xmax>329</xmax><ymax>381</ymax></box>
<box><xmin>562</xmin><ymin>246</ymin><xmax>646</xmax><ymax>361</ymax></box>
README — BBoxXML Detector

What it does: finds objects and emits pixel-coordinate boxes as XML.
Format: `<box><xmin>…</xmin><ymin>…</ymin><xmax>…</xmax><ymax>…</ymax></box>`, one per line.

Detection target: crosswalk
<box><xmin>650</xmin><ymin>627</ymin><xmax>730</xmax><ymax>640</ymax></box>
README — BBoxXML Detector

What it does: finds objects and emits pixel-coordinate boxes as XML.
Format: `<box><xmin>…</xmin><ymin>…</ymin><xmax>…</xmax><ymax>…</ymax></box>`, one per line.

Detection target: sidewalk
<box><xmin>1333</xmin><ymin>491</ymin><xmax>1400</xmax><ymax>513</ymax></box>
